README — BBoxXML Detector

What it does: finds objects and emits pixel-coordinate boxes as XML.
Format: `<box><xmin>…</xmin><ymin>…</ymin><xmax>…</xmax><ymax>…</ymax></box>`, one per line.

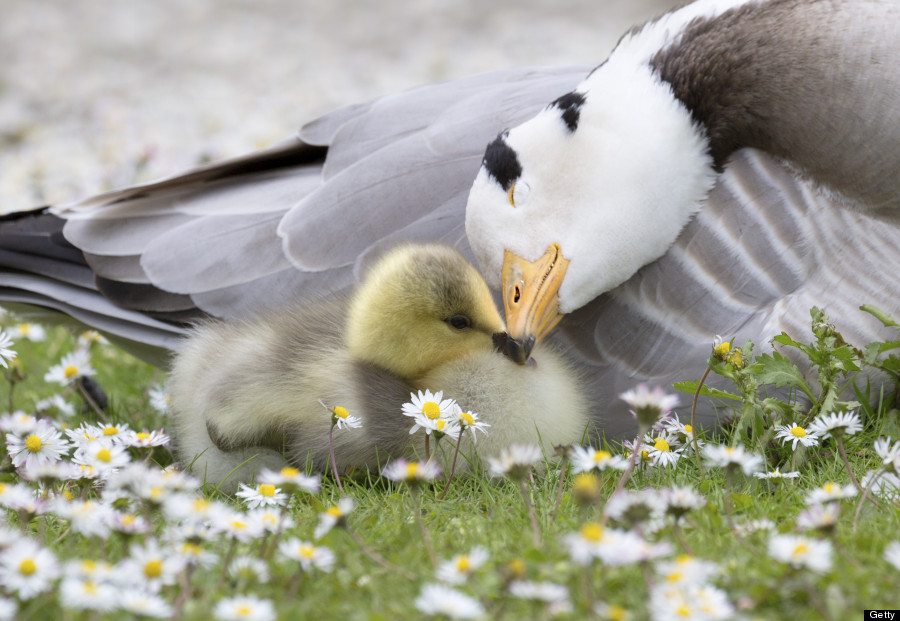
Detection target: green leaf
<box><xmin>730</xmin><ymin>493</ymin><xmax>753</xmax><ymax>511</ymax></box>
<box><xmin>753</xmin><ymin>351</ymin><xmax>815</xmax><ymax>399</ymax></box>
<box><xmin>860</xmin><ymin>304</ymin><xmax>900</xmax><ymax>329</ymax></box>
<box><xmin>772</xmin><ymin>332</ymin><xmax>803</xmax><ymax>348</ymax></box>
<box><xmin>673</xmin><ymin>380</ymin><xmax>742</xmax><ymax>401</ymax></box>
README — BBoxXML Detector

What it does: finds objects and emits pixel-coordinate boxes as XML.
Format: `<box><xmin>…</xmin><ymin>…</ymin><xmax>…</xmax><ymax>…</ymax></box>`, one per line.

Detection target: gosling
<box><xmin>170</xmin><ymin>244</ymin><xmax>588</xmax><ymax>490</ymax></box>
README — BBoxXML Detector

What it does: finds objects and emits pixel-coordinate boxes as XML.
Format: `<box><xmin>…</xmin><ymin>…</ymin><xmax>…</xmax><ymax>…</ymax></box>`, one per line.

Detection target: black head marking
<box><xmin>550</xmin><ymin>91</ymin><xmax>586</xmax><ymax>132</ymax></box>
<box><xmin>481</xmin><ymin>133</ymin><xmax>522</xmax><ymax>192</ymax></box>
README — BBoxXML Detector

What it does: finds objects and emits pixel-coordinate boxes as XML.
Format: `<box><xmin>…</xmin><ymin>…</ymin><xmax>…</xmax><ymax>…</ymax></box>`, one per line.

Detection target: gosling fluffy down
<box><xmin>170</xmin><ymin>244</ymin><xmax>587</xmax><ymax>490</ymax></box>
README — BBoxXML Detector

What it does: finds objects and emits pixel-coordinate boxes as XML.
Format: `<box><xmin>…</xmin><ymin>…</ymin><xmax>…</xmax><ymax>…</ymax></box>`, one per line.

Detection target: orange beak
<box><xmin>500</xmin><ymin>243</ymin><xmax>569</xmax><ymax>363</ymax></box>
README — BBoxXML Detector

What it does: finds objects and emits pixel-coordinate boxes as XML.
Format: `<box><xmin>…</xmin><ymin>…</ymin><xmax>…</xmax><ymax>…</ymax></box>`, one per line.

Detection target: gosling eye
<box><xmin>446</xmin><ymin>315</ymin><xmax>471</xmax><ymax>330</ymax></box>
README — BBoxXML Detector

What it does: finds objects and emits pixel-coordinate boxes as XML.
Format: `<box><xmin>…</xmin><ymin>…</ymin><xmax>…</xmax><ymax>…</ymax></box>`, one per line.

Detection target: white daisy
<box><xmin>118</xmin><ymin>539</ymin><xmax>186</xmax><ymax>592</ymax></box>
<box><xmin>43</xmin><ymin>349</ymin><xmax>96</xmax><ymax>385</ymax></box>
<box><xmin>701</xmin><ymin>444</ymin><xmax>763</xmax><ymax>476</ymax></box>
<box><xmin>402</xmin><ymin>390</ymin><xmax>461</xmax><ymax>436</ymax></box>
<box><xmin>861</xmin><ymin>469</ymin><xmax>900</xmax><ymax>500</ymax></box>
<box><xmin>59</xmin><ymin>577</ymin><xmax>119</xmax><ymax>612</ymax></box>
<box><xmin>64</xmin><ymin>422</ymin><xmax>107</xmax><ymax>448</ymax></box>
<box><xmin>767</xmin><ymin>533</ymin><xmax>832</xmax><ymax>573</ymax></box>
<box><xmin>774</xmin><ymin>422</ymin><xmax>819</xmax><ymax>450</ymax></box>
<box><xmin>655</xmin><ymin>555</ymin><xmax>720</xmax><ymax>586</ymax></box>
<box><xmin>213</xmin><ymin>510</ymin><xmax>266</xmax><ymax>543</ymax></box>
<box><xmin>382</xmin><ymin>459</ymin><xmax>442</xmax><ymax>485</ymax></box>
<box><xmin>661</xmin><ymin>486</ymin><xmax>707</xmax><ymax>520</ymax></box>
<box><xmin>34</xmin><ymin>395</ymin><xmax>75</xmax><ymax>419</ymax></box>
<box><xmin>605</xmin><ymin>489</ymin><xmax>664</xmax><ymax>528</ymax></box>
<box><xmin>6</xmin><ymin>423</ymin><xmax>71</xmax><ymax>469</ymax></box>
<box><xmin>453</xmin><ymin>409</ymin><xmax>490</xmax><ymax>442</ymax></box>
<box><xmin>228</xmin><ymin>556</ymin><xmax>270</xmax><ymax>583</ymax></box>
<box><xmin>147</xmin><ymin>384</ymin><xmax>172</xmax><ymax>414</ymax></box>
<box><xmin>0</xmin><ymin>539</ymin><xmax>60</xmax><ymax>599</ymax></box>
<box><xmin>120</xmin><ymin>428</ymin><xmax>171</xmax><ymax>448</ymax></box>
<box><xmin>663</xmin><ymin>414</ymin><xmax>704</xmax><ymax>451</ymax></box>
<box><xmin>734</xmin><ymin>519</ymin><xmax>777</xmax><ymax>536</ymax></box>
<box><xmin>10</xmin><ymin>323</ymin><xmax>46</xmax><ymax>342</ymax></box>
<box><xmin>0</xmin><ymin>330</ymin><xmax>16</xmax><ymax>368</ymax></box>
<box><xmin>313</xmin><ymin>497</ymin><xmax>355</xmax><ymax>540</ymax></box>
<box><xmin>805</xmin><ymin>481</ymin><xmax>858</xmax><ymax>505</ymax></box>
<box><xmin>796</xmin><ymin>502</ymin><xmax>840</xmax><ymax>532</ymax></box>
<box><xmin>120</xmin><ymin>591</ymin><xmax>173</xmax><ymax>618</ymax></box>
<box><xmin>0</xmin><ymin>598</ymin><xmax>16</xmax><ymax>621</ymax></box>
<box><xmin>570</xmin><ymin>446</ymin><xmax>627</xmax><ymax>473</ymax></box>
<box><xmin>0</xmin><ymin>411</ymin><xmax>38</xmax><ymax>434</ymax></box>
<box><xmin>213</xmin><ymin>595</ymin><xmax>276</xmax><ymax>621</ymax></box>
<box><xmin>247</xmin><ymin>507</ymin><xmax>294</xmax><ymax>534</ymax></box>
<box><xmin>873</xmin><ymin>437</ymin><xmax>900</xmax><ymax>468</ymax></box>
<box><xmin>326</xmin><ymin>404</ymin><xmax>362</xmax><ymax>430</ymax></box>
<box><xmin>807</xmin><ymin>410</ymin><xmax>862</xmax><ymax>440</ymax></box>
<box><xmin>278</xmin><ymin>538</ymin><xmax>336</xmax><ymax>573</ymax></box>
<box><xmin>436</xmin><ymin>547</ymin><xmax>489</xmax><ymax>585</ymax></box>
<box><xmin>72</xmin><ymin>442</ymin><xmax>131</xmax><ymax>474</ymax></box>
<box><xmin>77</xmin><ymin>330</ymin><xmax>108</xmax><ymax>348</ymax></box>
<box><xmin>645</xmin><ymin>433</ymin><xmax>684</xmax><ymax>468</ymax></box>
<box><xmin>649</xmin><ymin>582</ymin><xmax>734</xmax><ymax>621</ymax></box>
<box><xmin>754</xmin><ymin>468</ymin><xmax>801</xmax><ymax>480</ymax></box>
<box><xmin>619</xmin><ymin>383</ymin><xmax>679</xmax><ymax>430</ymax></box>
<box><xmin>487</xmin><ymin>443</ymin><xmax>543</xmax><ymax>479</ymax></box>
<box><xmin>258</xmin><ymin>467</ymin><xmax>320</xmax><ymax>494</ymax></box>
<box><xmin>414</xmin><ymin>583</ymin><xmax>485</xmax><ymax>619</ymax></box>
<box><xmin>885</xmin><ymin>541</ymin><xmax>900</xmax><ymax>572</ymax></box>
<box><xmin>509</xmin><ymin>579</ymin><xmax>569</xmax><ymax>603</ymax></box>
<box><xmin>235</xmin><ymin>482</ymin><xmax>288</xmax><ymax>509</ymax></box>
<box><xmin>54</xmin><ymin>499</ymin><xmax>113</xmax><ymax>538</ymax></box>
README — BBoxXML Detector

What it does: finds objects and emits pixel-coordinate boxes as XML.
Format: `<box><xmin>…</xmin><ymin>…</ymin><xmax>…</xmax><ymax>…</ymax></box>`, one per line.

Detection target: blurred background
<box><xmin>0</xmin><ymin>0</ymin><xmax>679</xmax><ymax>214</ymax></box>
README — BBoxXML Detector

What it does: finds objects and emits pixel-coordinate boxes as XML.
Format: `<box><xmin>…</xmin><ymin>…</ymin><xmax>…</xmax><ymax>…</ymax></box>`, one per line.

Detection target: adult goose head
<box><xmin>466</xmin><ymin>0</ymin><xmax>900</xmax><ymax>360</ymax></box>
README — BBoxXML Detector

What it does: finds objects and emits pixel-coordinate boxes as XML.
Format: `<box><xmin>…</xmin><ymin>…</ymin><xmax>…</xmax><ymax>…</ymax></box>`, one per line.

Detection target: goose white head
<box><xmin>465</xmin><ymin>60</ymin><xmax>716</xmax><ymax>358</ymax></box>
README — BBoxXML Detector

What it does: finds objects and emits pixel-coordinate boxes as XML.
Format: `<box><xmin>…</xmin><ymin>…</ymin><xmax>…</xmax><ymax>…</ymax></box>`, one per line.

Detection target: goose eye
<box><xmin>508</xmin><ymin>182</ymin><xmax>530</xmax><ymax>208</ymax></box>
<box><xmin>447</xmin><ymin>315</ymin><xmax>471</xmax><ymax>330</ymax></box>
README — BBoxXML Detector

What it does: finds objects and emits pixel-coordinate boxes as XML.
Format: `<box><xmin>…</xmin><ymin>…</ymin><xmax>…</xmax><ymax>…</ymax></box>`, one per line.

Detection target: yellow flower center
<box><xmin>435</xmin><ymin>419</ymin><xmax>446</xmax><ymax>431</ymax></box>
<box><xmin>683</xmin><ymin>424</ymin><xmax>693</xmax><ymax>434</ymax></box>
<box><xmin>592</xmin><ymin>450</ymin><xmax>611</xmax><ymax>463</ymax></box>
<box><xmin>714</xmin><ymin>342</ymin><xmax>731</xmax><ymax>357</ymax></box>
<box><xmin>508</xmin><ymin>558</ymin><xmax>526</xmax><ymax>577</ymax></box>
<box><xmin>136</xmin><ymin>432</ymin><xmax>150</xmax><ymax>441</ymax></box>
<box><xmin>62</xmin><ymin>489</ymin><xmax>73</xmax><ymax>501</ymax></box>
<box><xmin>326</xmin><ymin>506</ymin><xmax>343</xmax><ymax>518</ymax></box>
<box><xmin>823</xmin><ymin>482</ymin><xmax>835</xmax><ymax>492</ymax></box>
<box><xmin>667</xmin><ymin>571</ymin><xmax>684</xmax><ymax>583</ymax></box>
<box><xmin>96</xmin><ymin>448</ymin><xmax>112</xmax><ymax>463</ymax></box>
<box><xmin>422</xmin><ymin>401</ymin><xmax>441</xmax><ymax>419</ymax></box>
<box><xmin>258</xmin><ymin>484</ymin><xmax>276</xmax><ymax>497</ymax></box>
<box><xmin>654</xmin><ymin>438</ymin><xmax>670</xmax><ymax>452</ymax></box>
<box><xmin>64</xmin><ymin>365</ymin><xmax>79</xmax><ymax>379</ymax></box>
<box><xmin>607</xmin><ymin>605</ymin><xmax>627</xmax><ymax>621</ymax></box>
<box><xmin>84</xmin><ymin>581</ymin><xmax>98</xmax><ymax>595</ymax></box>
<box><xmin>406</xmin><ymin>463</ymin><xmax>419</xmax><ymax>478</ymax></box>
<box><xmin>573</xmin><ymin>473</ymin><xmax>599</xmax><ymax>494</ymax></box>
<box><xmin>792</xmin><ymin>543</ymin><xmax>808</xmax><ymax>558</ymax></box>
<box><xmin>144</xmin><ymin>560</ymin><xmax>163</xmax><ymax>578</ymax></box>
<box><xmin>459</xmin><ymin>412</ymin><xmax>474</xmax><ymax>426</ymax></box>
<box><xmin>725</xmin><ymin>447</ymin><xmax>735</xmax><ymax>455</ymax></box>
<box><xmin>102</xmin><ymin>426</ymin><xmax>119</xmax><ymax>436</ymax></box>
<box><xmin>81</xmin><ymin>560</ymin><xmax>97</xmax><ymax>572</ymax></box>
<box><xmin>790</xmin><ymin>426</ymin><xmax>807</xmax><ymax>438</ymax></box>
<box><xmin>230</xmin><ymin>520</ymin><xmax>247</xmax><ymax>530</ymax></box>
<box><xmin>281</xmin><ymin>467</ymin><xmax>300</xmax><ymax>477</ymax></box>
<box><xmin>236</xmin><ymin>605</ymin><xmax>252</xmax><ymax>616</ymax></box>
<box><xmin>676</xmin><ymin>605</ymin><xmax>692</xmax><ymax>617</ymax></box>
<box><xmin>18</xmin><ymin>323</ymin><xmax>31</xmax><ymax>334</ymax></box>
<box><xmin>580</xmin><ymin>522</ymin><xmax>604</xmax><ymax>543</ymax></box>
<box><xmin>300</xmin><ymin>545</ymin><xmax>315</xmax><ymax>559</ymax></box>
<box><xmin>455</xmin><ymin>556</ymin><xmax>471</xmax><ymax>572</ymax></box>
<box><xmin>333</xmin><ymin>406</ymin><xmax>349</xmax><ymax>420</ymax></box>
<box><xmin>192</xmin><ymin>499</ymin><xmax>210</xmax><ymax>511</ymax></box>
<box><xmin>19</xmin><ymin>559</ymin><xmax>37</xmax><ymax>575</ymax></box>
<box><xmin>122</xmin><ymin>514</ymin><xmax>136</xmax><ymax>526</ymax></box>
<box><xmin>25</xmin><ymin>435</ymin><xmax>43</xmax><ymax>452</ymax></box>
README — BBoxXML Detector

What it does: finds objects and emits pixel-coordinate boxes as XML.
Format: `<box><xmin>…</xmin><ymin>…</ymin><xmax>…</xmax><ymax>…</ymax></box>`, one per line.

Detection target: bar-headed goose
<box><xmin>170</xmin><ymin>244</ymin><xmax>586</xmax><ymax>489</ymax></box>
<box><xmin>1</xmin><ymin>0</ymin><xmax>897</xmax><ymax>440</ymax></box>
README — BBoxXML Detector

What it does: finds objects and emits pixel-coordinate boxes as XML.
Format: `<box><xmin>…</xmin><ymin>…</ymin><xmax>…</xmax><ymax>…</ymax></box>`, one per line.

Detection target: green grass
<box><xmin>1</xmin><ymin>310</ymin><xmax>898</xmax><ymax>620</ymax></box>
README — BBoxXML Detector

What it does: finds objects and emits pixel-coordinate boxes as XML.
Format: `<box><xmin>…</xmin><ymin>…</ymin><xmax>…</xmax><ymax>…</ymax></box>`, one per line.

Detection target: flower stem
<box><xmin>835</xmin><ymin>436</ymin><xmax>876</xmax><ymax>507</ymax></box>
<box><xmin>551</xmin><ymin>454</ymin><xmax>569</xmax><ymax>522</ymax></box>
<box><xmin>604</xmin><ymin>434</ymin><xmax>643</xmax><ymax>527</ymax></box>
<box><xmin>691</xmin><ymin>367</ymin><xmax>710</xmax><ymax>476</ymax></box>
<box><xmin>412</xmin><ymin>489</ymin><xmax>438</xmax><ymax>568</ymax></box>
<box><xmin>852</xmin><ymin>467</ymin><xmax>884</xmax><ymax>531</ymax></box>
<box><xmin>438</xmin><ymin>428</ymin><xmax>464</xmax><ymax>501</ymax></box>
<box><xmin>328</xmin><ymin>424</ymin><xmax>343</xmax><ymax>493</ymax></box>
<box><xmin>517</xmin><ymin>478</ymin><xmax>542</xmax><ymax>548</ymax></box>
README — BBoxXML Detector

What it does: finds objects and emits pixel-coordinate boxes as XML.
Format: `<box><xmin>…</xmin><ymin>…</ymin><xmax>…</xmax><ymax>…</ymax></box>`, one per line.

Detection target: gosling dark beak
<box><xmin>492</xmin><ymin>331</ymin><xmax>535</xmax><ymax>366</ymax></box>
